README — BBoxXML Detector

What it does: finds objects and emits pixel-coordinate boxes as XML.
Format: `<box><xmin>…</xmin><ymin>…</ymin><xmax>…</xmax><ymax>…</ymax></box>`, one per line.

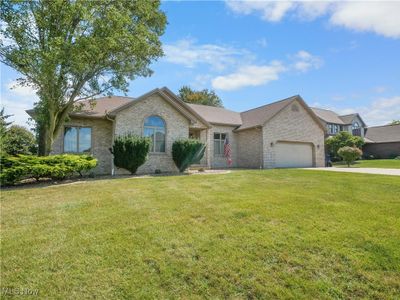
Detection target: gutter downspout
<box><xmin>105</xmin><ymin>112</ymin><xmax>115</xmax><ymax>176</ymax></box>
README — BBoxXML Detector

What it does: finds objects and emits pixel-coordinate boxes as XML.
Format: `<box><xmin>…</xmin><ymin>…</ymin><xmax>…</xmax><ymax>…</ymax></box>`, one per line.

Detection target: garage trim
<box><xmin>274</xmin><ymin>140</ymin><xmax>316</xmax><ymax>168</ymax></box>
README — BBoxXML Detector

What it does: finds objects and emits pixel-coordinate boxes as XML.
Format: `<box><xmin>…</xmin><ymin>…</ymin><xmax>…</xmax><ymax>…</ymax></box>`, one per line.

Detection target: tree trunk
<box><xmin>37</xmin><ymin>125</ymin><xmax>52</xmax><ymax>156</ymax></box>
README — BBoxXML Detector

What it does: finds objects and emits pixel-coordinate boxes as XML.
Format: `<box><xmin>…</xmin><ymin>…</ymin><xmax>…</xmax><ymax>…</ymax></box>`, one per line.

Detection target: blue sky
<box><xmin>1</xmin><ymin>1</ymin><xmax>400</xmax><ymax>126</ymax></box>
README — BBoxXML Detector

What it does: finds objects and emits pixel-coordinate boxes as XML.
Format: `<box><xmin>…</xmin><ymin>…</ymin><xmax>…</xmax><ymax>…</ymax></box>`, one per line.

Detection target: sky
<box><xmin>1</xmin><ymin>0</ymin><xmax>400</xmax><ymax>127</ymax></box>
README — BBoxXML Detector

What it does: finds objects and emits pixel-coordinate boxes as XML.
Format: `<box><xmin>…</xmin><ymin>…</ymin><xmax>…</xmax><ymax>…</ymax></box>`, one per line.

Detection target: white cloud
<box><xmin>191</xmin><ymin>74</ymin><xmax>213</xmax><ymax>89</ymax></box>
<box><xmin>212</xmin><ymin>61</ymin><xmax>286</xmax><ymax>91</ymax></box>
<box><xmin>2</xmin><ymin>80</ymin><xmax>38</xmax><ymax>126</ymax></box>
<box><xmin>6</xmin><ymin>80</ymin><xmax>37</xmax><ymax>97</ymax></box>
<box><xmin>330</xmin><ymin>2</ymin><xmax>400</xmax><ymax>39</ymax></box>
<box><xmin>318</xmin><ymin>96</ymin><xmax>400</xmax><ymax>126</ymax></box>
<box><xmin>292</xmin><ymin>50</ymin><xmax>323</xmax><ymax>72</ymax></box>
<box><xmin>226</xmin><ymin>1</ymin><xmax>295</xmax><ymax>22</ymax></box>
<box><xmin>225</xmin><ymin>1</ymin><xmax>400</xmax><ymax>38</ymax></box>
<box><xmin>256</xmin><ymin>37</ymin><xmax>268</xmax><ymax>48</ymax></box>
<box><xmin>163</xmin><ymin>39</ymin><xmax>251</xmax><ymax>71</ymax></box>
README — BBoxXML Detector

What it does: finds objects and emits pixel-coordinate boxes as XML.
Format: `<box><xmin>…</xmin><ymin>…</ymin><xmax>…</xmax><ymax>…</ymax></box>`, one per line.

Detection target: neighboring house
<box><xmin>27</xmin><ymin>87</ymin><xmax>326</xmax><ymax>174</ymax></box>
<box><xmin>311</xmin><ymin>107</ymin><xmax>366</xmax><ymax>137</ymax></box>
<box><xmin>363</xmin><ymin>124</ymin><xmax>400</xmax><ymax>158</ymax></box>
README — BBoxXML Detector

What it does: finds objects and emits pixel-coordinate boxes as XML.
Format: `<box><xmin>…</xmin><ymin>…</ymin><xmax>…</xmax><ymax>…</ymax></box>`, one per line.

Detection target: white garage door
<box><xmin>275</xmin><ymin>142</ymin><xmax>313</xmax><ymax>168</ymax></box>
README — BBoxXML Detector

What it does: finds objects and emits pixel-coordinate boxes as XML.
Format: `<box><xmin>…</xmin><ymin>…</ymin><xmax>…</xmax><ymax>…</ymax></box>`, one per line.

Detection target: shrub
<box><xmin>338</xmin><ymin>146</ymin><xmax>363</xmax><ymax>167</ymax></box>
<box><xmin>2</xmin><ymin>125</ymin><xmax>37</xmax><ymax>155</ymax></box>
<box><xmin>326</xmin><ymin>132</ymin><xmax>364</xmax><ymax>160</ymax></box>
<box><xmin>0</xmin><ymin>154</ymin><xmax>97</xmax><ymax>186</ymax></box>
<box><xmin>111</xmin><ymin>134</ymin><xmax>151</xmax><ymax>174</ymax></box>
<box><xmin>172</xmin><ymin>139</ymin><xmax>206</xmax><ymax>173</ymax></box>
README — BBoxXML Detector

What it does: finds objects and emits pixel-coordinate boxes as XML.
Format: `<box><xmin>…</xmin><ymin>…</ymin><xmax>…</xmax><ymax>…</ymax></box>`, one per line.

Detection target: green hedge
<box><xmin>172</xmin><ymin>139</ymin><xmax>206</xmax><ymax>172</ymax></box>
<box><xmin>0</xmin><ymin>154</ymin><xmax>97</xmax><ymax>186</ymax></box>
<box><xmin>111</xmin><ymin>134</ymin><xmax>151</xmax><ymax>174</ymax></box>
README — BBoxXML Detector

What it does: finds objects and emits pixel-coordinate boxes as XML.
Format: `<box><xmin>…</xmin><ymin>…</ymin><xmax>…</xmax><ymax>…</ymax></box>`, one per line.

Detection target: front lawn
<box><xmin>1</xmin><ymin>170</ymin><xmax>399</xmax><ymax>298</ymax></box>
<box><xmin>333</xmin><ymin>159</ymin><xmax>400</xmax><ymax>169</ymax></box>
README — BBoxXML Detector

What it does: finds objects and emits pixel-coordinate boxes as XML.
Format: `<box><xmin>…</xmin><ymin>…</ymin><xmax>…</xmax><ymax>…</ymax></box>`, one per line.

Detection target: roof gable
<box><xmin>311</xmin><ymin>107</ymin><xmax>345</xmax><ymax>125</ymax></box>
<box><xmin>108</xmin><ymin>88</ymin><xmax>210</xmax><ymax>128</ymax></box>
<box><xmin>339</xmin><ymin>113</ymin><xmax>367</xmax><ymax>127</ymax></box>
<box><xmin>237</xmin><ymin>95</ymin><xmax>325</xmax><ymax>132</ymax></box>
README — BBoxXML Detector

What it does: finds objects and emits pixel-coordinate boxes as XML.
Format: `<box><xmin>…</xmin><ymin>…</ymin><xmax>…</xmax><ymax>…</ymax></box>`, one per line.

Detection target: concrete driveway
<box><xmin>304</xmin><ymin>167</ymin><xmax>400</xmax><ymax>176</ymax></box>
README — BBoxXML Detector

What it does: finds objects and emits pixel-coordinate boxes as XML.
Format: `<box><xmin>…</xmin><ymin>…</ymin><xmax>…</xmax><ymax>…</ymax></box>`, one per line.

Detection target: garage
<box><xmin>275</xmin><ymin>142</ymin><xmax>313</xmax><ymax>168</ymax></box>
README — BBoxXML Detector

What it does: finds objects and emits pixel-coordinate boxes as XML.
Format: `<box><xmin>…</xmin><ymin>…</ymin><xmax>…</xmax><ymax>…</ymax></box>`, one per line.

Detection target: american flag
<box><xmin>224</xmin><ymin>136</ymin><xmax>232</xmax><ymax>166</ymax></box>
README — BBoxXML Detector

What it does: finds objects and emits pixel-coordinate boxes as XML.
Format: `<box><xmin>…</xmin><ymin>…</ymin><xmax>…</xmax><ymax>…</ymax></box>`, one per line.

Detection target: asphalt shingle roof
<box><xmin>365</xmin><ymin>124</ymin><xmax>400</xmax><ymax>143</ymax></box>
<box><xmin>238</xmin><ymin>96</ymin><xmax>297</xmax><ymax>131</ymax></box>
<box><xmin>339</xmin><ymin>114</ymin><xmax>357</xmax><ymax>124</ymax></box>
<box><xmin>187</xmin><ymin>104</ymin><xmax>242</xmax><ymax>126</ymax></box>
<box><xmin>71</xmin><ymin>96</ymin><xmax>132</xmax><ymax>117</ymax></box>
<box><xmin>310</xmin><ymin>107</ymin><xmax>345</xmax><ymax>125</ymax></box>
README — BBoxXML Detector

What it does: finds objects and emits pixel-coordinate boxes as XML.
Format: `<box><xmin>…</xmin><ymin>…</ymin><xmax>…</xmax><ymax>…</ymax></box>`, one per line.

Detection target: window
<box><xmin>327</xmin><ymin>124</ymin><xmax>340</xmax><ymax>134</ymax></box>
<box><xmin>144</xmin><ymin>116</ymin><xmax>165</xmax><ymax>152</ymax></box>
<box><xmin>213</xmin><ymin>132</ymin><xmax>226</xmax><ymax>155</ymax></box>
<box><xmin>63</xmin><ymin>126</ymin><xmax>92</xmax><ymax>153</ymax></box>
<box><xmin>352</xmin><ymin>122</ymin><xmax>360</xmax><ymax>130</ymax></box>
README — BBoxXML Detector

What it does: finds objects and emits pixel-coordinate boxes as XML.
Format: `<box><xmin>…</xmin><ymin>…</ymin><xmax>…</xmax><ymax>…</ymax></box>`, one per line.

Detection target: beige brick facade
<box><xmin>50</xmin><ymin>92</ymin><xmax>325</xmax><ymax>175</ymax></box>
<box><xmin>236</xmin><ymin>128</ymin><xmax>263</xmax><ymax>168</ymax></box>
<box><xmin>51</xmin><ymin>117</ymin><xmax>113</xmax><ymax>175</ymax></box>
<box><xmin>206</xmin><ymin>125</ymin><xmax>238</xmax><ymax>168</ymax></box>
<box><xmin>262</xmin><ymin>100</ymin><xmax>325</xmax><ymax>168</ymax></box>
<box><xmin>114</xmin><ymin>93</ymin><xmax>192</xmax><ymax>174</ymax></box>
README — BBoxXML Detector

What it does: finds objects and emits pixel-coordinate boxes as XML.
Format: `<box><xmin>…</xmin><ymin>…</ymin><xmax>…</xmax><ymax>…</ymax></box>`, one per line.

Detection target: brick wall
<box><xmin>207</xmin><ymin>125</ymin><xmax>238</xmax><ymax>168</ymax></box>
<box><xmin>236</xmin><ymin>128</ymin><xmax>263</xmax><ymax>168</ymax></box>
<box><xmin>262</xmin><ymin>100</ymin><xmax>325</xmax><ymax>168</ymax></box>
<box><xmin>363</xmin><ymin>142</ymin><xmax>400</xmax><ymax>159</ymax></box>
<box><xmin>114</xmin><ymin>94</ymin><xmax>190</xmax><ymax>174</ymax></box>
<box><xmin>51</xmin><ymin>117</ymin><xmax>113</xmax><ymax>175</ymax></box>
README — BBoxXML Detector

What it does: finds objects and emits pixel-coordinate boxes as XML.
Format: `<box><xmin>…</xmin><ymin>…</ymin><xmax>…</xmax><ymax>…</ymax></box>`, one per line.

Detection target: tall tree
<box><xmin>1</xmin><ymin>0</ymin><xmax>166</xmax><ymax>155</ymax></box>
<box><xmin>178</xmin><ymin>86</ymin><xmax>223</xmax><ymax>107</ymax></box>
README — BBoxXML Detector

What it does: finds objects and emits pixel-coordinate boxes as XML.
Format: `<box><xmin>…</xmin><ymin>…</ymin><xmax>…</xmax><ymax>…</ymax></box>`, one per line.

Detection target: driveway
<box><xmin>304</xmin><ymin>167</ymin><xmax>400</xmax><ymax>176</ymax></box>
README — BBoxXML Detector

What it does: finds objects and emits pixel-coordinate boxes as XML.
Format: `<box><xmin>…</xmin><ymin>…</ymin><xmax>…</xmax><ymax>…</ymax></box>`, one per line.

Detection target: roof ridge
<box><xmin>241</xmin><ymin>95</ymin><xmax>298</xmax><ymax>114</ymax></box>
<box><xmin>310</xmin><ymin>107</ymin><xmax>336</xmax><ymax>112</ymax></box>
<box><xmin>339</xmin><ymin>113</ymin><xmax>357</xmax><ymax>117</ymax></box>
<box><xmin>188</xmin><ymin>103</ymin><xmax>239</xmax><ymax>113</ymax></box>
<box><xmin>77</xmin><ymin>95</ymin><xmax>134</xmax><ymax>103</ymax></box>
<box><xmin>367</xmin><ymin>123</ymin><xmax>400</xmax><ymax>129</ymax></box>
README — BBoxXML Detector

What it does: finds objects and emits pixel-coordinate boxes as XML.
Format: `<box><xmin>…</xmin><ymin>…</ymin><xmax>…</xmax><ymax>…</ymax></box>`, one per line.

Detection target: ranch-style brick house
<box><xmin>28</xmin><ymin>87</ymin><xmax>326</xmax><ymax>175</ymax></box>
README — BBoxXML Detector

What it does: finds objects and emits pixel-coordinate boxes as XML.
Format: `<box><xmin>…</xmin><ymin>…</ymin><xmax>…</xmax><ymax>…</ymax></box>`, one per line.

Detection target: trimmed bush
<box><xmin>0</xmin><ymin>154</ymin><xmax>97</xmax><ymax>186</ymax></box>
<box><xmin>172</xmin><ymin>139</ymin><xmax>206</xmax><ymax>173</ymax></box>
<box><xmin>326</xmin><ymin>131</ymin><xmax>364</xmax><ymax>160</ymax></box>
<box><xmin>111</xmin><ymin>134</ymin><xmax>151</xmax><ymax>174</ymax></box>
<box><xmin>338</xmin><ymin>146</ymin><xmax>363</xmax><ymax>167</ymax></box>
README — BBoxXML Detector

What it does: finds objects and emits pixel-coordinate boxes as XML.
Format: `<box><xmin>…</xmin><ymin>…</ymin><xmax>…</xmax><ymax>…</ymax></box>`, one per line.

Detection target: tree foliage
<box><xmin>325</xmin><ymin>131</ymin><xmax>364</xmax><ymax>160</ymax></box>
<box><xmin>172</xmin><ymin>139</ymin><xmax>206</xmax><ymax>172</ymax></box>
<box><xmin>1</xmin><ymin>0</ymin><xmax>167</xmax><ymax>155</ymax></box>
<box><xmin>111</xmin><ymin>134</ymin><xmax>151</xmax><ymax>174</ymax></box>
<box><xmin>389</xmin><ymin>120</ymin><xmax>400</xmax><ymax>125</ymax></box>
<box><xmin>178</xmin><ymin>86</ymin><xmax>223</xmax><ymax>107</ymax></box>
<box><xmin>2</xmin><ymin>125</ymin><xmax>37</xmax><ymax>156</ymax></box>
<box><xmin>0</xmin><ymin>107</ymin><xmax>12</xmax><ymax>143</ymax></box>
<box><xmin>338</xmin><ymin>146</ymin><xmax>363</xmax><ymax>167</ymax></box>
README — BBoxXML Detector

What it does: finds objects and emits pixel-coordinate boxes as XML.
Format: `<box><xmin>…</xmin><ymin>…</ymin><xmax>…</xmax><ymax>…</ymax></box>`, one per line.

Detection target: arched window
<box><xmin>352</xmin><ymin>122</ymin><xmax>360</xmax><ymax>130</ymax></box>
<box><xmin>144</xmin><ymin>116</ymin><xmax>165</xmax><ymax>152</ymax></box>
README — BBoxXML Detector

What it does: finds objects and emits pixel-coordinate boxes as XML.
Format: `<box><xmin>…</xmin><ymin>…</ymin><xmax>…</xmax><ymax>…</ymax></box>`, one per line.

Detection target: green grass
<box><xmin>333</xmin><ymin>159</ymin><xmax>400</xmax><ymax>169</ymax></box>
<box><xmin>1</xmin><ymin>170</ymin><xmax>400</xmax><ymax>299</ymax></box>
